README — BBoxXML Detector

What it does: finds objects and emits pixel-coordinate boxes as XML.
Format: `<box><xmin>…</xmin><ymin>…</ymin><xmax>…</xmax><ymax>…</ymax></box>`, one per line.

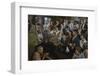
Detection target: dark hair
<box><xmin>73</xmin><ymin>30</ymin><xmax>78</xmax><ymax>34</ymax></box>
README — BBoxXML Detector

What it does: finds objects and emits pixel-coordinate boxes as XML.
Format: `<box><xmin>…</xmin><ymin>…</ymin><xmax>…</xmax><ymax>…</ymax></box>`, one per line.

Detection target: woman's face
<box><xmin>56</xmin><ymin>21</ymin><xmax>59</xmax><ymax>26</ymax></box>
<box><xmin>38</xmin><ymin>47</ymin><xmax>43</xmax><ymax>54</ymax></box>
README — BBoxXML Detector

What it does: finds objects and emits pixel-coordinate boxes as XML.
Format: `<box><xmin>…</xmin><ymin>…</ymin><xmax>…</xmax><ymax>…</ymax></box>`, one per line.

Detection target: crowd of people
<box><xmin>28</xmin><ymin>15</ymin><xmax>88</xmax><ymax>60</ymax></box>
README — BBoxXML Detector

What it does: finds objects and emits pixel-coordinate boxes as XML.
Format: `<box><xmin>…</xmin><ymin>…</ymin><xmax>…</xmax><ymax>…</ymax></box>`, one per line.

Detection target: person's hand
<box><xmin>42</xmin><ymin>52</ymin><xmax>49</xmax><ymax>60</ymax></box>
<box><xmin>44</xmin><ymin>53</ymin><xmax>49</xmax><ymax>57</ymax></box>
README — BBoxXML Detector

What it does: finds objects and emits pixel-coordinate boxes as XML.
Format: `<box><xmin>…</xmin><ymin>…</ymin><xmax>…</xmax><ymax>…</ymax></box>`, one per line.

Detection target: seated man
<box><xmin>73</xmin><ymin>47</ymin><xmax>85</xmax><ymax>59</ymax></box>
<box><xmin>32</xmin><ymin>46</ymin><xmax>51</xmax><ymax>60</ymax></box>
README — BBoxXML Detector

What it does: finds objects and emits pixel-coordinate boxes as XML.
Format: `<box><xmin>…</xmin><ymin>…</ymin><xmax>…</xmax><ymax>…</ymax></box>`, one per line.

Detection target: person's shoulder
<box><xmin>34</xmin><ymin>52</ymin><xmax>39</xmax><ymax>56</ymax></box>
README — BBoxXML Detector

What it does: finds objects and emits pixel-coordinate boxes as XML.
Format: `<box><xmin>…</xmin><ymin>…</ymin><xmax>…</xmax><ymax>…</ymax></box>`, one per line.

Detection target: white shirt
<box><xmin>38</xmin><ymin>33</ymin><xmax>43</xmax><ymax>42</ymax></box>
<box><xmin>68</xmin><ymin>22</ymin><xmax>74</xmax><ymax>31</ymax></box>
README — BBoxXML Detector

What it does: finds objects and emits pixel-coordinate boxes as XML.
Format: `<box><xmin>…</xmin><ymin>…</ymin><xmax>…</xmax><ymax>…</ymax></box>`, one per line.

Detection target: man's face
<box><xmin>50</xmin><ymin>21</ymin><xmax>53</xmax><ymax>25</ymax></box>
<box><xmin>81</xmin><ymin>36</ymin><xmax>84</xmax><ymax>40</ymax></box>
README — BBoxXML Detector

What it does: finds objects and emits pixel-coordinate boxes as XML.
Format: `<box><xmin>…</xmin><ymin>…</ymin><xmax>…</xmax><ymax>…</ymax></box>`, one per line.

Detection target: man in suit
<box><xmin>72</xmin><ymin>30</ymin><xmax>80</xmax><ymax>47</ymax></box>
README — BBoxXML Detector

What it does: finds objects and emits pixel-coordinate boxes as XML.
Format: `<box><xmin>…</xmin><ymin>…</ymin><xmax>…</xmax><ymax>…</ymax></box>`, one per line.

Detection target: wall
<box><xmin>0</xmin><ymin>0</ymin><xmax>100</xmax><ymax>76</ymax></box>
